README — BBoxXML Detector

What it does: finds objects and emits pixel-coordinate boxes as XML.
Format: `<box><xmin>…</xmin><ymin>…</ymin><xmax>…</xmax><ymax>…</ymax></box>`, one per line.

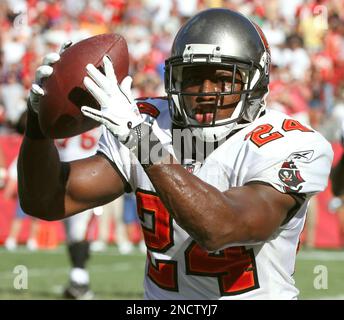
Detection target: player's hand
<box><xmin>81</xmin><ymin>55</ymin><xmax>143</xmax><ymax>142</ymax></box>
<box><xmin>29</xmin><ymin>41</ymin><xmax>73</xmax><ymax>113</ymax></box>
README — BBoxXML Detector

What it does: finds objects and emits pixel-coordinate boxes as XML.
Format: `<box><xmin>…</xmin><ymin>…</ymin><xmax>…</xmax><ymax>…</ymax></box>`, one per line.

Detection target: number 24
<box><xmin>244</xmin><ymin>119</ymin><xmax>313</xmax><ymax>147</ymax></box>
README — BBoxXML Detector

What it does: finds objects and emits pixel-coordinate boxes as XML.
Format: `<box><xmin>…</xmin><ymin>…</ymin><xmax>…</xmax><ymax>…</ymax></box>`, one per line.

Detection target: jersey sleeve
<box><xmin>243</xmin><ymin>131</ymin><xmax>334</xmax><ymax>196</ymax></box>
<box><xmin>97</xmin><ymin>125</ymin><xmax>137</xmax><ymax>192</ymax></box>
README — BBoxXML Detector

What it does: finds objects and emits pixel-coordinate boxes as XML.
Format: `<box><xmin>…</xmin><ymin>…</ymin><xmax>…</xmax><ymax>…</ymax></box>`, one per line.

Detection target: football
<box><xmin>39</xmin><ymin>33</ymin><xmax>129</xmax><ymax>138</ymax></box>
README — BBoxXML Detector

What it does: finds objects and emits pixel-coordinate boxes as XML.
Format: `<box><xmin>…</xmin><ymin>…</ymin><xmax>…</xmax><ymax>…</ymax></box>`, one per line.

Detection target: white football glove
<box><xmin>81</xmin><ymin>55</ymin><xmax>143</xmax><ymax>142</ymax></box>
<box><xmin>29</xmin><ymin>41</ymin><xmax>73</xmax><ymax>113</ymax></box>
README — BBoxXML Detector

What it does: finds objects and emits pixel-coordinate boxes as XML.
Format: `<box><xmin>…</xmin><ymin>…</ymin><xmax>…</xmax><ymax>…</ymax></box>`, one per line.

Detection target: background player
<box><xmin>4</xmin><ymin>155</ymin><xmax>38</xmax><ymax>251</ymax></box>
<box><xmin>330</xmin><ymin>118</ymin><xmax>344</xmax><ymax>238</ymax></box>
<box><xmin>56</xmin><ymin>129</ymin><xmax>101</xmax><ymax>299</ymax></box>
<box><xmin>3</xmin><ymin>111</ymin><xmax>38</xmax><ymax>251</ymax></box>
<box><xmin>0</xmin><ymin>144</ymin><xmax>5</xmax><ymax>189</ymax></box>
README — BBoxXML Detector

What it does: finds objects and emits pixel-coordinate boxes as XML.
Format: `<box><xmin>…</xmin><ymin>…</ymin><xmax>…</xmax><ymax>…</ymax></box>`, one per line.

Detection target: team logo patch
<box><xmin>278</xmin><ymin>160</ymin><xmax>305</xmax><ymax>192</ymax></box>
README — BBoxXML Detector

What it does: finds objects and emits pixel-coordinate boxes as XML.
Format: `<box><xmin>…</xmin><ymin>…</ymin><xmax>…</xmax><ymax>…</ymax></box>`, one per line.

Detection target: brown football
<box><xmin>39</xmin><ymin>33</ymin><xmax>129</xmax><ymax>138</ymax></box>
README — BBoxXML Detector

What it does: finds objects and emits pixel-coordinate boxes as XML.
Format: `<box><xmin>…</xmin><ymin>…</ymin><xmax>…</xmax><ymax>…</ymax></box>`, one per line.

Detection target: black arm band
<box><xmin>25</xmin><ymin>101</ymin><xmax>46</xmax><ymax>139</ymax></box>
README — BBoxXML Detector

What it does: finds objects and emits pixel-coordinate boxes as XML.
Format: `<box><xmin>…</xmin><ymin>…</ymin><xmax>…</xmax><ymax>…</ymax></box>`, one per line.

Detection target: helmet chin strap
<box><xmin>190</xmin><ymin>123</ymin><xmax>237</xmax><ymax>142</ymax></box>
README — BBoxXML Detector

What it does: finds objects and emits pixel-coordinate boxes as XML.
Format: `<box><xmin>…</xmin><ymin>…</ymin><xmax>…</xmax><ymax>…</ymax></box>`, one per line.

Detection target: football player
<box><xmin>0</xmin><ymin>146</ymin><xmax>6</xmax><ymax>189</ymax></box>
<box><xmin>330</xmin><ymin>119</ymin><xmax>344</xmax><ymax>236</ymax></box>
<box><xmin>18</xmin><ymin>8</ymin><xmax>333</xmax><ymax>299</ymax></box>
<box><xmin>3</xmin><ymin>155</ymin><xmax>39</xmax><ymax>251</ymax></box>
<box><xmin>55</xmin><ymin>129</ymin><xmax>101</xmax><ymax>300</ymax></box>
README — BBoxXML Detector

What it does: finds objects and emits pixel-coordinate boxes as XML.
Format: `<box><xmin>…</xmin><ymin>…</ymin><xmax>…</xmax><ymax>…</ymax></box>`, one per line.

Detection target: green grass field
<box><xmin>0</xmin><ymin>246</ymin><xmax>343</xmax><ymax>300</ymax></box>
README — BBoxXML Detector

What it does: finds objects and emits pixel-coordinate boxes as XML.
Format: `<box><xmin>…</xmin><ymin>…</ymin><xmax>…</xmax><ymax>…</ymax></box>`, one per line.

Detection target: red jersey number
<box><xmin>55</xmin><ymin>132</ymin><xmax>98</xmax><ymax>150</ymax></box>
<box><xmin>245</xmin><ymin>124</ymin><xmax>284</xmax><ymax>147</ymax></box>
<box><xmin>136</xmin><ymin>190</ymin><xmax>177</xmax><ymax>291</ymax></box>
<box><xmin>185</xmin><ymin>241</ymin><xmax>259</xmax><ymax>295</ymax></box>
<box><xmin>136</xmin><ymin>190</ymin><xmax>174</xmax><ymax>252</ymax></box>
<box><xmin>136</xmin><ymin>190</ymin><xmax>259</xmax><ymax>295</ymax></box>
<box><xmin>245</xmin><ymin>119</ymin><xmax>313</xmax><ymax>147</ymax></box>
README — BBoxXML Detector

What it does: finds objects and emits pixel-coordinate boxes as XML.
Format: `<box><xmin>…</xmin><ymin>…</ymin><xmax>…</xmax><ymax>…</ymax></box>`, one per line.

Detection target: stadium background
<box><xmin>0</xmin><ymin>0</ymin><xmax>344</xmax><ymax>299</ymax></box>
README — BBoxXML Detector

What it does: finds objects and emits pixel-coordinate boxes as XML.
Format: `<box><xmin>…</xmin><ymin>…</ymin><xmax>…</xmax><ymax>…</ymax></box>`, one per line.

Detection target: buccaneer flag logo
<box><xmin>278</xmin><ymin>160</ymin><xmax>305</xmax><ymax>192</ymax></box>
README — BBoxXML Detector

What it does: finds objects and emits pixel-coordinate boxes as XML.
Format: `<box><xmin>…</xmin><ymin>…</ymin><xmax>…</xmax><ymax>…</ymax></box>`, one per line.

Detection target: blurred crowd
<box><xmin>1</xmin><ymin>0</ymin><xmax>344</xmax><ymax>249</ymax></box>
<box><xmin>0</xmin><ymin>0</ymin><xmax>344</xmax><ymax>134</ymax></box>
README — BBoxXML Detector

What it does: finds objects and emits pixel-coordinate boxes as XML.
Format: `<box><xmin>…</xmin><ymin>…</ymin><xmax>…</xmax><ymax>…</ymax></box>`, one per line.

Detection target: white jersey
<box><xmin>98</xmin><ymin>98</ymin><xmax>333</xmax><ymax>300</ymax></box>
<box><xmin>56</xmin><ymin>128</ymin><xmax>101</xmax><ymax>162</ymax></box>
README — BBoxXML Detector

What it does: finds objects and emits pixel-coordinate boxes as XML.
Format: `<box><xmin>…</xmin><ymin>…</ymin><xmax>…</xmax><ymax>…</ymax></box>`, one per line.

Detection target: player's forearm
<box><xmin>144</xmin><ymin>164</ymin><xmax>242</xmax><ymax>251</ymax></box>
<box><xmin>17</xmin><ymin>112</ymin><xmax>67</xmax><ymax>220</ymax></box>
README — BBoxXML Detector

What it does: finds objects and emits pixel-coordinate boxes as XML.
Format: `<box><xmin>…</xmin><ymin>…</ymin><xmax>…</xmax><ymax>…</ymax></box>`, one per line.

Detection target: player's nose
<box><xmin>200</xmin><ymin>79</ymin><xmax>214</xmax><ymax>92</ymax></box>
<box><xmin>199</xmin><ymin>79</ymin><xmax>217</xmax><ymax>101</ymax></box>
